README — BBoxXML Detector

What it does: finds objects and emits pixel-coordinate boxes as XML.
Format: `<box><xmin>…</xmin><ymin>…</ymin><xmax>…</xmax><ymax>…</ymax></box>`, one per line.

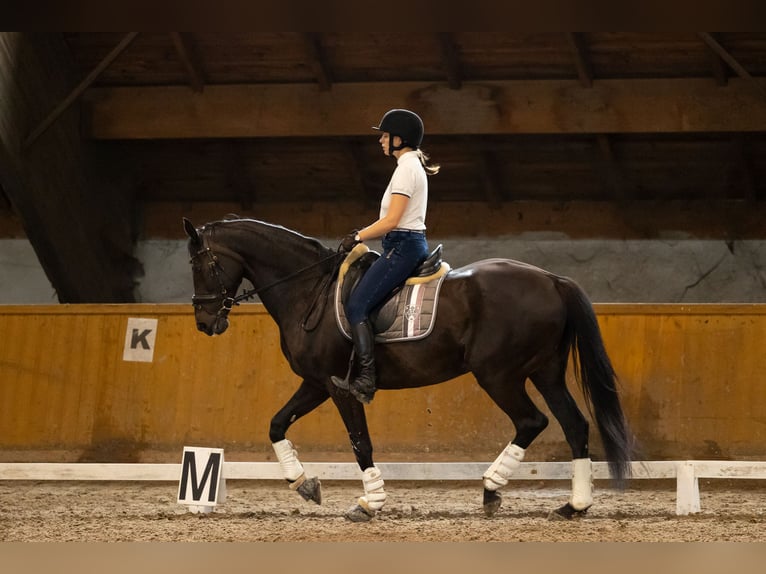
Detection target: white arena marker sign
<box><xmin>123</xmin><ymin>317</ymin><xmax>158</xmax><ymax>362</ymax></box>
<box><xmin>177</xmin><ymin>447</ymin><xmax>226</xmax><ymax>513</ymax></box>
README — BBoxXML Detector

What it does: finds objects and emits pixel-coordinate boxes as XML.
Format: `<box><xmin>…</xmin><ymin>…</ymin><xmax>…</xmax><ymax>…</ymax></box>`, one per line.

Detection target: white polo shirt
<box><xmin>379</xmin><ymin>151</ymin><xmax>428</xmax><ymax>231</ymax></box>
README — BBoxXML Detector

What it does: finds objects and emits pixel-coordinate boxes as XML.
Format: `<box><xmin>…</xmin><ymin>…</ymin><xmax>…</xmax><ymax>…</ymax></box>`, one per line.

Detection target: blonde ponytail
<box><xmin>416</xmin><ymin>149</ymin><xmax>440</xmax><ymax>176</ymax></box>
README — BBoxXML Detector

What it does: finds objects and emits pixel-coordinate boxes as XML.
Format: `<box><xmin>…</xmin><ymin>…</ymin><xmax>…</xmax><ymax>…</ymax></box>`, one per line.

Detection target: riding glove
<box><xmin>339</xmin><ymin>231</ymin><xmax>361</xmax><ymax>253</ymax></box>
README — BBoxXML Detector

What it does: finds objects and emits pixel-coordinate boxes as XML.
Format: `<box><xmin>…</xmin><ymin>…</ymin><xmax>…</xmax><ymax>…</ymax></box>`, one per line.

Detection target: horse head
<box><xmin>184</xmin><ymin>217</ymin><xmax>246</xmax><ymax>336</ymax></box>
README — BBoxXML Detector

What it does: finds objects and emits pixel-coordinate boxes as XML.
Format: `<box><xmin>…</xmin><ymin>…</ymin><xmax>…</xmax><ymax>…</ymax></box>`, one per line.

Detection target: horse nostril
<box><xmin>216</xmin><ymin>318</ymin><xmax>230</xmax><ymax>334</ymax></box>
<box><xmin>197</xmin><ymin>322</ymin><xmax>208</xmax><ymax>332</ymax></box>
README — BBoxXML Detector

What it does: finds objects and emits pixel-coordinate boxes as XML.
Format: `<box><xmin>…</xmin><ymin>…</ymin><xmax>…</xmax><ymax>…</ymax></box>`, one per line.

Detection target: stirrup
<box><xmin>331</xmin><ymin>373</ymin><xmax>375</xmax><ymax>404</ymax></box>
<box><xmin>331</xmin><ymin>351</ymin><xmax>355</xmax><ymax>391</ymax></box>
<box><xmin>331</xmin><ymin>374</ymin><xmax>351</xmax><ymax>391</ymax></box>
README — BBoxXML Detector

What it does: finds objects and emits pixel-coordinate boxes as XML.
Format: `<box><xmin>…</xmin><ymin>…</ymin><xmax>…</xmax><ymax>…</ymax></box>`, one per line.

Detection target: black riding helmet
<box><xmin>372</xmin><ymin>109</ymin><xmax>424</xmax><ymax>155</ymax></box>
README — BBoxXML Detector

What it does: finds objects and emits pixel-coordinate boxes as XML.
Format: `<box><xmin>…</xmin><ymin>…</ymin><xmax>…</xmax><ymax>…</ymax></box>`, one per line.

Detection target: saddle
<box><xmin>335</xmin><ymin>243</ymin><xmax>450</xmax><ymax>342</ymax></box>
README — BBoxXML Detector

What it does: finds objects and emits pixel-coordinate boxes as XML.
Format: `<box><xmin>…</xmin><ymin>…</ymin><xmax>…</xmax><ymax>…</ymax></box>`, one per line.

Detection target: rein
<box><xmin>191</xmin><ymin>227</ymin><xmax>344</xmax><ymax>330</ymax></box>
<box><xmin>239</xmin><ymin>251</ymin><xmax>343</xmax><ymax>304</ymax></box>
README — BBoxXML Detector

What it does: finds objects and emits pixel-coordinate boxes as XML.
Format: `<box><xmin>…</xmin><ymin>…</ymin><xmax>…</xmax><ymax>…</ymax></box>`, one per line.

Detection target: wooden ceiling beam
<box><xmin>698</xmin><ymin>32</ymin><xmax>766</xmax><ymax>98</ymax></box>
<box><xmin>83</xmin><ymin>78</ymin><xmax>766</xmax><ymax>139</ymax></box>
<box><xmin>437</xmin><ymin>33</ymin><xmax>462</xmax><ymax>90</ymax></box>
<box><xmin>142</xmin><ymin>199</ymin><xmax>766</xmax><ymax>241</ymax></box>
<box><xmin>704</xmin><ymin>33</ymin><xmax>729</xmax><ymax>86</ymax></box>
<box><xmin>698</xmin><ymin>32</ymin><xmax>752</xmax><ymax>80</ymax></box>
<box><xmin>170</xmin><ymin>32</ymin><xmax>205</xmax><ymax>93</ymax></box>
<box><xmin>566</xmin><ymin>33</ymin><xmax>593</xmax><ymax>88</ymax></box>
<box><xmin>302</xmin><ymin>33</ymin><xmax>332</xmax><ymax>91</ymax></box>
<box><xmin>24</xmin><ymin>32</ymin><xmax>138</xmax><ymax>149</ymax></box>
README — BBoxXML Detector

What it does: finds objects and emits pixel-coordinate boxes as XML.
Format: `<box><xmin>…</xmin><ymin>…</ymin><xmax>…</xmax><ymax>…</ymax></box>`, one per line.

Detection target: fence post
<box><xmin>676</xmin><ymin>461</ymin><xmax>700</xmax><ymax>515</ymax></box>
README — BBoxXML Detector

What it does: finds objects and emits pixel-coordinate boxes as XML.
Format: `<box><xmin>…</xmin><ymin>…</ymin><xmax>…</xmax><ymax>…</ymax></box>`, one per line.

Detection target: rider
<box><xmin>332</xmin><ymin>108</ymin><xmax>440</xmax><ymax>404</ymax></box>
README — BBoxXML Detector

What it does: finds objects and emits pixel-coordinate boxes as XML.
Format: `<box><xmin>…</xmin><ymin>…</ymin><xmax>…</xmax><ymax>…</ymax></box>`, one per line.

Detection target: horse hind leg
<box><xmin>529</xmin><ymin>366</ymin><xmax>593</xmax><ymax>520</ymax></box>
<box><xmin>548</xmin><ymin>458</ymin><xmax>593</xmax><ymax>521</ymax></box>
<box><xmin>475</xmin><ymin>374</ymin><xmax>549</xmax><ymax>518</ymax></box>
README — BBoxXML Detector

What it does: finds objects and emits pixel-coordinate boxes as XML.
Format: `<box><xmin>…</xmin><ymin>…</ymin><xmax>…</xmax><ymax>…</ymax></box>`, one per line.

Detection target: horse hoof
<box><xmin>548</xmin><ymin>502</ymin><xmax>590</xmax><ymax>520</ymax></box>
<box><xmin>296</xmin><ymin>476</ymin><xmax>322</xmax><ymax>505</ymax></box>
<box><xmin>482</xmin><ymin>489</ymin><xmax>502</xmax><ymax>517</ymax></box>
<box><xmin>345</xmin><ymin>504</ymin><xmax>375</xmax><ymax>522</ymax></box>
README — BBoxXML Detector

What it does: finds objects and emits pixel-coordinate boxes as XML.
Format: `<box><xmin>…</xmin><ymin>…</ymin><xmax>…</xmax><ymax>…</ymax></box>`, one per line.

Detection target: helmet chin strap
<box><xmin>388</xmin><ymin>135</ymin><xmax>411</xmax><ymax>156</ymax></box>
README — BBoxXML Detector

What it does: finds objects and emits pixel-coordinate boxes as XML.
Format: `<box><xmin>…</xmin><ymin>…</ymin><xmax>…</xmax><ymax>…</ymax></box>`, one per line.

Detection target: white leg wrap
<box><xmin>357</xmin><ymin>466</ymin><xmax>386</xmax><ymax>512</ymax></box>
<box><xmin>570</xmin><ymin>458</ymin><xmax>594</xmax><ymax>510</ymax></box>
<box><xmin>272</xmin><ymin>439</ymin><xmax>305</xmax><ymax>483</ymax></box>
<box><xmin>483</xmin><ymin>443</ymin><xmax>525</xmax><ymax>491</ymax></box>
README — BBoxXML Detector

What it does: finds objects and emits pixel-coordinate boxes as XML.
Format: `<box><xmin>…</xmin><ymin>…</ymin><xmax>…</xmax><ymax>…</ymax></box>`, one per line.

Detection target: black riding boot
<box><xmin>331</xmin><ymin>320</ymin><xmax>377</xmax><ymax>404</ymax></box>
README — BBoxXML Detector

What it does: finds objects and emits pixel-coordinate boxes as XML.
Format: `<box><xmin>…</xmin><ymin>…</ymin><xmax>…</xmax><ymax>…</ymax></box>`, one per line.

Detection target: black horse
<box><xmin>184</xmin><ymin>216</ymin><xmax>633</xmax><ymax>521</ymax></box>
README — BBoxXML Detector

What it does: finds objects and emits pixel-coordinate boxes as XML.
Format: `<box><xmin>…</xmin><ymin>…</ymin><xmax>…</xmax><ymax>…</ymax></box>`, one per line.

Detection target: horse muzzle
<box><xmin>213</xmin><ymin>317</ymin><xmax>230</xmax><ymax>335</ymax></box>
<box><xmin>196</xmin><ymin>315</ymin><xmax>229</xmax><ymax>336</ymax></box>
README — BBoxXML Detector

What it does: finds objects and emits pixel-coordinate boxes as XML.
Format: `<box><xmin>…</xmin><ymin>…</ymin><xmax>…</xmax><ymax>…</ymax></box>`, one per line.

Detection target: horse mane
<box><xmin>208</xmin><ymin>217</ymin><xmax>336</xmax><ymax>261</ymax></box>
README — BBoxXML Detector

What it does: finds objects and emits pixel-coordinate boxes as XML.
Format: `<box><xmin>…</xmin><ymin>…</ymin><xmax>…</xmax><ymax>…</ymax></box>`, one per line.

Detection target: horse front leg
<box><xmin>329</xmin><ymin>386</ymin><xmax>386</xmax><ymax>522</ymax></box>
<box><xmin>269</xmin><ymin>380</ymin><xmax>329</xmax><ymax>505</ymax></box>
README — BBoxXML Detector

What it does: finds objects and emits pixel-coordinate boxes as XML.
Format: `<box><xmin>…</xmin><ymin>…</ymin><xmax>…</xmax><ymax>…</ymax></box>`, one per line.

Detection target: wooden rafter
<box><xmin>698</xmin><ymin>32</ymin><xmax>752</xmax><ymax>79</ymax></box>
<box><xmin>704</xmin><ymin>33</ymin><xmax>728</xmax><ymax>86</ymax></box>
<box><xmin>698</xmin><ymin>32</ymin><xmax>766</xmax><ymax>98</ymax></box>
<box><xmin>24</xmin><ymin>32</ymin><xmax>138</xmax><ymax>150</ymax></box>
<box><xmin>437</xmin><ymin>33</ymin><xmax>462</xmax><ymax>90</ymax></box>
<box><xmin>566</xmin><ymin>33</ymin><xmax>593</xmax><ymax>88</ymax></box>
<box><xmin>170</xmin><ymin>32</ymin><xmax>204</xmax><ymax>93</ymax></box>
<box><xmin>302</xmin><ymin>33</ymin><xmax>332</xmax><ymax>91</ymax></box>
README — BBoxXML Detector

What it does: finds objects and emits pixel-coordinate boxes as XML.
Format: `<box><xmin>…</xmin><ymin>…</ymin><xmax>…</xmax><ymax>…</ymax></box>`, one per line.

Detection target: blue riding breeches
<box><xmin>345</xmin><ymin>230</ymin><xmax>429</xmax><ymax>325</ymax></box>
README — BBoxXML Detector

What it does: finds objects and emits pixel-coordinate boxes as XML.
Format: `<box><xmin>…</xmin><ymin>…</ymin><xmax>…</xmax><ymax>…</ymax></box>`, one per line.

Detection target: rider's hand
<box><xmin>339</xmin><ymin>231</ymin><xmax>361</xmax><ymax>253</ymax></box>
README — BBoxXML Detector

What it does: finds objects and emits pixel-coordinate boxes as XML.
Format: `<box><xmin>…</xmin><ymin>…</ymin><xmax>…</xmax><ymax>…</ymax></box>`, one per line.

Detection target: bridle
<box><xmin>189</xmin><ymin>229</ymin><xmax>252</xmax><ymax>325</ymax></box>
<box><xmin>190</xmin><ymin>225</ymin><xmax>344</xmax><ymax>329</ymax></box>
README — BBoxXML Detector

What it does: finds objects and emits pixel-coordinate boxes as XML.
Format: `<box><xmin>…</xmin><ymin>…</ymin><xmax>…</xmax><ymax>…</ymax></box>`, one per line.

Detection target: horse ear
<box><xmin>183</xmin><ymin>217</ymin><xmax>201</xmax><ymax>245</ymax></box>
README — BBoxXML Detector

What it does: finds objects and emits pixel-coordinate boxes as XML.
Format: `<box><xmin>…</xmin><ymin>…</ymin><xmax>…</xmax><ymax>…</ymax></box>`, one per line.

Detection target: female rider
<box><xmin>332</xmin><ymin>109</ymin><xmax>440</xmax><ymax>404</ymax></box>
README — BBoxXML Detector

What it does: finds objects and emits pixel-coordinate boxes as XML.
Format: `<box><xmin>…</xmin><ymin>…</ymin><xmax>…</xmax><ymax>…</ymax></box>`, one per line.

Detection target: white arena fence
<box><xmin>1</xmin><ymin>460</ymin><xmax>765</xmax><ymax>516</ymax></box>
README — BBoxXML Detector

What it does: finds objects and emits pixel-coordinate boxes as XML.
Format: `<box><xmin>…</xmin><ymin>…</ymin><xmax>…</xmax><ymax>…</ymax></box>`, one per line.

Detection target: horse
<box><xmin>183</xmin><ymin>216</ymin><xmax>633</xmax><ymax>522</ymax></box>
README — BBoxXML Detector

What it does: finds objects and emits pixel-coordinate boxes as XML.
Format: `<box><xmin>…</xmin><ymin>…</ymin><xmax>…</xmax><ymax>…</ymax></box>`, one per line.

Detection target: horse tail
<box><xmin>555</xmin><ymin>277</ymin><xmax>633</xmax><ymax>485</ymax></box>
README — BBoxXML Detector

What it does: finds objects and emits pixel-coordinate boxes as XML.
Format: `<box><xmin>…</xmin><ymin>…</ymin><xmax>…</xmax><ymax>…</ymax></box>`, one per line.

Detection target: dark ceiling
<box><xmin>63</xmin><ymin>32</ymin><xmax>766</xmax><ymax>208</ymax></box>
<box><xmin>64</xmin><ymin>33</ymin><xmax>766</xmax><ymax>86</ymax></box>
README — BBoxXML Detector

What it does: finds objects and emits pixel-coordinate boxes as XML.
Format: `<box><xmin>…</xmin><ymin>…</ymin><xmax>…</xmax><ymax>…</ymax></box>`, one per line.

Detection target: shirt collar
<box><xmin>396</xmin><ymin>150</ymin><xmax>417</xmax><ymax>165</ymax></box>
